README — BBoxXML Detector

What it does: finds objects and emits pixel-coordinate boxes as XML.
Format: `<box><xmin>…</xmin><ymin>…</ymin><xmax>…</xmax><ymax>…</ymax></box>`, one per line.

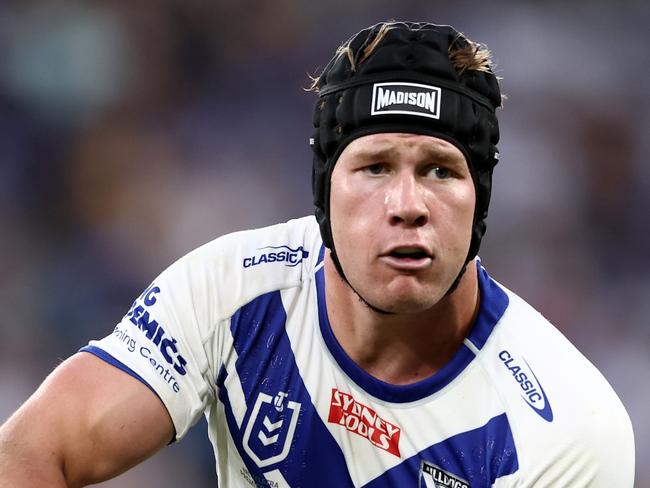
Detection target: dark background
<box><xmin>1</xmin><ymin>1</ymin><xmax>648</xmax><ymax>485</ymax></box>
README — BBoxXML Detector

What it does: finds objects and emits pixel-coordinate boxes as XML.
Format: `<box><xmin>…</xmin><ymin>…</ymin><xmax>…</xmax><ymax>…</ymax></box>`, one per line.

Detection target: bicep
<box><xmin>8</xmin><ymin>352</ymin><xmax>174</xmax><ymax>486</ymax></box>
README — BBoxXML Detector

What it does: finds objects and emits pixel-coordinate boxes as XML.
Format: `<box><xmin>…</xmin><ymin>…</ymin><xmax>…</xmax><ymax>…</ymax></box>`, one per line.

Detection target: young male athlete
<box><xmin>0</xmin><ymin>22</ymin><xmax>635</xmax><ymax>487</ymax></box>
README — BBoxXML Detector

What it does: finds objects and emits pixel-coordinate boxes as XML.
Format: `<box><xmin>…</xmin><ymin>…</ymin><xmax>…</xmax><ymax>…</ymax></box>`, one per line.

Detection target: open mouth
<box><xmin>389</xmin><ymin>247</ymin><xmax>430</xmax><ymax>260</ymax></box>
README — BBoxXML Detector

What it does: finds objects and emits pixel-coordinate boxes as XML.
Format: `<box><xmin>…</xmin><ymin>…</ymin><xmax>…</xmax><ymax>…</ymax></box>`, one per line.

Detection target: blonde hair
<box><xmin>448</xmin><ymin>35</ymin><xmax>494</xmax><ymax>75</ymax></box>
<box><xmin>309</xmin><ymin>23</ymin><xmax>496</xmax><ymax>93</ymax></box>
<box><xmin>337</xmin><ymin>23</ymin><xmax>395</xmax><ymax>73</ymax></box>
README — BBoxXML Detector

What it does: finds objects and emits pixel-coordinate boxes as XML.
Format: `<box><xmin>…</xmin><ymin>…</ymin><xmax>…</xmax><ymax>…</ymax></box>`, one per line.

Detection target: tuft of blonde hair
<box><xmin>355</xmin><ymin>23</ymin><xmax>395</xmax><ymax>69</ymax></box>
<box><xmin>448</xmin><ymin>35</ymin><xmax>494</xmax><ymax>75</ymax></box>
<box><xmin>308</xmin><ymin>23</ymin><xmax>395</xmax><ymax>92</ymax></box>
<box><xmin>448</xmin><ymin>33</ymin><xmax>506</xmax><ymax>106</ymax></box>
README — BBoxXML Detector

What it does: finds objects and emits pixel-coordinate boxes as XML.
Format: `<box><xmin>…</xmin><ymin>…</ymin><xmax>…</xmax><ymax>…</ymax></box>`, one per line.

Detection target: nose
<box><xmin>385</xmin><ymin>173</ymin><xmax>429</xmax><ymax>227</ymax></box>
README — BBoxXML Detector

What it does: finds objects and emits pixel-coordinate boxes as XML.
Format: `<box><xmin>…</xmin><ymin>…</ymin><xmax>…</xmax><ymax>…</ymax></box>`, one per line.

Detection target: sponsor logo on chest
<box><xmin>327</xmin><ymin>388</ymin><xmax>401</xmax><ymax>457</ymax></box>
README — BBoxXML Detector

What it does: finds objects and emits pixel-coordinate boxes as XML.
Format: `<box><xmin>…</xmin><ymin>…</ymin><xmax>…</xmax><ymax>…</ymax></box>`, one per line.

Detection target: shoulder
<box><xmin>81</xmin><ymin>216</ymin><xmax>325</xmax><ymax>440</ymax></box>
<box><xmin>161</xmin><ymin>216</ymin><xmax>323</xmax><ymax>317</ymax></box>
<box><xmin>479</xmin><ymin>273</ymin><xmax>635</xmax><ymax>485</ymax></box>
<box><xmin>489</xmin><ymin>278</ymin><xmax>630</xmax><ymax>421</ymax></box>
<box><xmin>186</xmin><ymin>215</ymin><xmax>320</xmax><ymax>264</ymax></box>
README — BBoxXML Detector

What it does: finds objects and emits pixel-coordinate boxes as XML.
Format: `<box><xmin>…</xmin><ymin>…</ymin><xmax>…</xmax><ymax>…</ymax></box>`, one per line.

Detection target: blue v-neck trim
<box><xmin>315</xmin><ymin>255</ymin><xmax>509</xmax><ymax>403</ymax></box>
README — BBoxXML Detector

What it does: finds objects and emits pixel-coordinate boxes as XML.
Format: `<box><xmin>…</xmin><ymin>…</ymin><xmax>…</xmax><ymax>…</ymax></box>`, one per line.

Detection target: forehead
<box><xmin>338</xmin><ymin>133</ymin><xmax>466</xmax><ymax>163</ymax></box>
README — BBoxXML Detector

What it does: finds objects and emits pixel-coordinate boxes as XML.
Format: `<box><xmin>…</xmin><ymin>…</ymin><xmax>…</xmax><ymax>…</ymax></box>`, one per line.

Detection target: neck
<box><xmin>323</xmin><ymin>254</ymin><xmax>480</xmax><ymax>385</ymax></box>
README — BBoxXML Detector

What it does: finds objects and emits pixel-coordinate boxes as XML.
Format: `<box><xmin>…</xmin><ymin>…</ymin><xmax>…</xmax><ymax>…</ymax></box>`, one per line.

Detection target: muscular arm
<box><xmin>0</xmin><ymin>352</ymin><xmax>174</xmax><ymax>487</ymax></box>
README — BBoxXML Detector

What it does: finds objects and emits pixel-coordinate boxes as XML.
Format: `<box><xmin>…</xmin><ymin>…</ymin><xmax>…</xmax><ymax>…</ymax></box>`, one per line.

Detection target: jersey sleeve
<box><xmin>80</xmin><ymin>217</ymin><xmax>321</xmax><ymax>442</ymax></box>
<box><xmin>81</xmin><ymin>247</ymin><xmax>222</xmax><ymax>440</ymax></box>
<box><xmin>487</xmin><ymin>289</ymin><xmax>636</xmax><ymax>487</ymax></box>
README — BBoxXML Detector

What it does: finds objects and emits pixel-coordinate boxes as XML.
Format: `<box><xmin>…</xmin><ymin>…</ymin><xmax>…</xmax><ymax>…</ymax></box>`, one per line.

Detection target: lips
<box><xmin>380</xmin><ymin>245</ymin><xmax>433</xmax><ymax>271</ymax></box>
<box><xmin>389</xmin><ymin>246</ymin><xmax>430</xmax><ymax>259</ymax></box>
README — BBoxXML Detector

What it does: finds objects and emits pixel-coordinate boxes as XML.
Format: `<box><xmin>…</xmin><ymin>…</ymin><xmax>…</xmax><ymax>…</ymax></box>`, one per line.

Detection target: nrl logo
<box><xmin>243</xmin><ymin>391</ymin><xmax>301</xmax><ymax>469</ymax></box>
<box><xmin>419</xmin><ymin>461</ymin><xmax>470</xmax><ymax>488</ymax></box>
<box><xmin>371</xmin><ymin>82</ymin><xmax>441</xmax><ymax>119</ymax></box>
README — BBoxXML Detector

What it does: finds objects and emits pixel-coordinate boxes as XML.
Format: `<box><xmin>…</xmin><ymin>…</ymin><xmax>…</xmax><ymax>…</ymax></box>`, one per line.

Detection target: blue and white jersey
<box><xmin>82</xmin><ymin>216</ymin><xmax>635</xmax><ymax>487</ymax></box>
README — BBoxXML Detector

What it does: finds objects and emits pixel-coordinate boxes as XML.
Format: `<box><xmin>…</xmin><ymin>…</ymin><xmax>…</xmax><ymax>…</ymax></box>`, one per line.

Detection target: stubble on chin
<box><xmin>359</xmin><ymin>277</ymin><xmax>448</xmax><ymax>315</ymax></box>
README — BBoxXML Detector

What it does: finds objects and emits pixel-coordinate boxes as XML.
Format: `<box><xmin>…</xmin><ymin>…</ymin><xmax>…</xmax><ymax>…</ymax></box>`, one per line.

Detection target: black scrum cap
<box><xmin>311</xmin><ymin>22</ymin><xmax>502</xmax><ymax>275</ymax></box>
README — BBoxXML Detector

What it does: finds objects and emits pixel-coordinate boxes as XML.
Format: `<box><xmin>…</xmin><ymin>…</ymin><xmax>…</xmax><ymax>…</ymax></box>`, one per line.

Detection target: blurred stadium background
<box><xmin>0</xmin><ymin>1</ymin><xmax>648</xmax><ymax>485</ymax></box>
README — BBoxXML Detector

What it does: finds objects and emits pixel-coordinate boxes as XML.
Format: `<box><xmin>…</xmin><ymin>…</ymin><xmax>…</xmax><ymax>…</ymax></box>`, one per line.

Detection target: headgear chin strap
<box><xmin>311</xmin><ymin>22</ymin><xmax>502</xmax><ymax>305</ymax></box>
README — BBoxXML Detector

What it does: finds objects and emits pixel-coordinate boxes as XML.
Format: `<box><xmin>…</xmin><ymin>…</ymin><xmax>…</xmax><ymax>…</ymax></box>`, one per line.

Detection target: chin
<box><xmin>368</xmin><ymin>289</ymin><xmax>444</xmax><ymax>315</ymax></box>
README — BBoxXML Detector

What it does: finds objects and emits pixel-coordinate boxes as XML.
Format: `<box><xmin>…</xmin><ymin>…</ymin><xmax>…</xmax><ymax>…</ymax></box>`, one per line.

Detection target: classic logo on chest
<box><xmin>327</xmin><ymin>388</ymin><xmax>401</xmax><ymax>457</ymax></box>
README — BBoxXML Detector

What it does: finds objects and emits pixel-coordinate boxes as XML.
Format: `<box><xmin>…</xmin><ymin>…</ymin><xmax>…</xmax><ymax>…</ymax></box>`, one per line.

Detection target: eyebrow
<box><xmin>350</xmin><ymin>146</ymin><xmax>400</xmax><ymax>163</ymax></box>
<box><xmin>349</xmin><ymin>142</ymin><xmax>465</xmax><ymax>166</ymax></box>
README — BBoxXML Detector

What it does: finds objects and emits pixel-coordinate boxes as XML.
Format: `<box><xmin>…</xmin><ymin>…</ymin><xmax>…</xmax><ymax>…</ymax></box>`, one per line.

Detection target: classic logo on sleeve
<box><xmin>327</xmin><ymin>388</ymin><xmax>401</xmax><ymax>457</ymax></box>
<box><xmin>371</xmin><ymin>82</ymin><xmax>441</xmax><ymax>119</ymax></box>
<box><xmin>243</xmin><ymin>245</ymin><xmax>310</xmax><ymax>268</ymax></box>
<box><xmin>499</xmin><ymin>350</ymin><xmax>553</xmax><ymax>422</ymax></box>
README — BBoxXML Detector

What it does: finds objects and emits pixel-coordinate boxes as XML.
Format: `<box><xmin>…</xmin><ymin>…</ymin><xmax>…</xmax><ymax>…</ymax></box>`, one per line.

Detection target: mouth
<box><xmin>380</xmin><ymin>246</ymin><xmax>433</xmax><ymax>270</ymax></box>
<box><xmin>389</xmin><ymin>246</ymin><xmax>431</xmax><ymax>259</ymax></box>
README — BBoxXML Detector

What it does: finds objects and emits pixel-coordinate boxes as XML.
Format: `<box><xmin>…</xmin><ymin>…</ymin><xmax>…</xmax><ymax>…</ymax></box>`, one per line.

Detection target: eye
<box><xmin>427</xmin><ymin>166</ymin><xmax>452</xmax><ymax>179</ymax></box>
<box><xmin>363</xmin><ymin>163</ymin><xmax>387</xmax><ymax>175</ymax></box>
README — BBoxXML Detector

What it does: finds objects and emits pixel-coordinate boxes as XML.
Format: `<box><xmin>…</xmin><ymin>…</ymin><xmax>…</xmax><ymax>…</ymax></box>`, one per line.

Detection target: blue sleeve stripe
<box><xmin>78</xmin><ymin>345</ymin><xmax>177</xmax><ymax>443</ymax></box>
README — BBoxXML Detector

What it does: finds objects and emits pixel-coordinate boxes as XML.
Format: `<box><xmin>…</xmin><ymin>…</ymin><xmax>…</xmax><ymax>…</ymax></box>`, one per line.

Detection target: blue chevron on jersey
<box><xmin>362</xmin><ymin>413</ymin><xmax>518</xmax><ymax>488</ymax></box>
<box><xmin>218</xmin><ymin>290</ymin><xmax>355</xmax><ymax>486</ymax></box>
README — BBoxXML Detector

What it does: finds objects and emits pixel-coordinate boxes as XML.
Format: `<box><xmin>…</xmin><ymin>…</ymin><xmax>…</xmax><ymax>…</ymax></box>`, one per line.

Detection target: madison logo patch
<box><xmin>371</xmin><ymin>82</ymin><xmax>441</xmax><ymax>119</ymax></box>
<box><xmin>327</xmin><ymin>388</ymin><xmax>401</xmax><ymax>457</ymax></box>
<box><xmin>419</xmin><ymin>461</ymin><xmax>470</xmax><ymax>488</ymax></box>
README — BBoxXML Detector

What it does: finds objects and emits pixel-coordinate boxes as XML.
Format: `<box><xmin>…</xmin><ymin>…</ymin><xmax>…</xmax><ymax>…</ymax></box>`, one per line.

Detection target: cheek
<box><xmin>433</xmin><ymin>184</ymin><xmax>475</xmax><ymax>245</ymax></box>
<box><xmin>330</xmin><ymin>174</ymin><xmax>370</xmax><ymax>229</ymax></box>
<box><xmin>445</xmin><ymin>178</ymin><xmax>476</xmax><ymax>217</ymax></box>
<box><xmin>449</xmin><ymin>185</ymin><xmax>476</xmax><ymax>243</ymax></box>
<box><xmin>329</xmin><ymin>176</ymin><xmax>380</xmax><ymax>264</ymax></box>
<box><xmin>458</xmin><ymin>186</ymin><xmax>476</xmax><ymax>224</ymax></box>
<box><xmin>330</xmin><ymin>191</ymin><xmax>371</xmax><ymax>247</ymax></box>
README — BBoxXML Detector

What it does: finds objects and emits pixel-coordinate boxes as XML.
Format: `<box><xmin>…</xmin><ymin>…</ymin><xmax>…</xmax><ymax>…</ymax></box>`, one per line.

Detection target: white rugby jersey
<box><xmin>82</xmin><ymin>216</ymin><xmax>635</xmax><ymax>487</ymax></box>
